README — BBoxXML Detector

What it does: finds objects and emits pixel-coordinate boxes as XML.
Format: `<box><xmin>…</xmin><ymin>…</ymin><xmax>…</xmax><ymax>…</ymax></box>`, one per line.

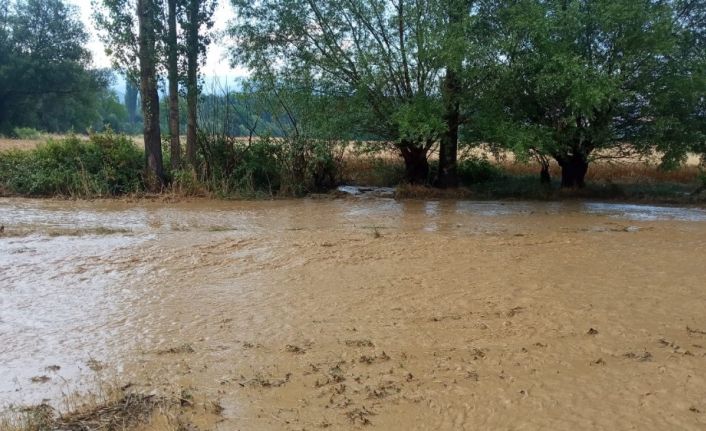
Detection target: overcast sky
<box><xmin>66</xmin><ymin>0</ymin><xmax>247</xmax><ymax>79</ymax></box>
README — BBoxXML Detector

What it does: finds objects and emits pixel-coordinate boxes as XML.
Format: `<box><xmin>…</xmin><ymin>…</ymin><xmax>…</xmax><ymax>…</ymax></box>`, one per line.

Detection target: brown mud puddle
<box><xmin>2</xmin><ymin>197</ymin><xmax>706</xmax><ymax>429</ymax></box>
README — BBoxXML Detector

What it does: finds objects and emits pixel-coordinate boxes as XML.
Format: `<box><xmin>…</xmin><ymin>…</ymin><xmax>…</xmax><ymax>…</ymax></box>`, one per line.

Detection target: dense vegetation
<box><xmin>0</xmin><ymin>0</ymin><xmax>705</xmax><ymax>198</ymax></box>
<box><xmin>233</xmin><ymin>0</ymin><xmax>706</xmax><ymax>188</ymax></box>
<box><xmin>0</xmin><ymin>133</ymin><xmax>142</xmax><ymax>196</ymax></box>
<box><xmin>0</xmin><ymin>0</ymin><xmax>128</xmax><ymax>134</ymax></box>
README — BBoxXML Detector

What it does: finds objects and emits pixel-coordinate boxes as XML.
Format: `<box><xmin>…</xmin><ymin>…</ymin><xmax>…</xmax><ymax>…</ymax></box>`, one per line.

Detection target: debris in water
<box><xmin>344</xmin><ymin>339</ymin><xmax>375</xmax><ymax>348</ymax></box>
<box><xmin>336</xmin><ymin>185</ymin><xmax>395</xmax><ymax>198</ymax></box>
<box><xmin>86</xmin><ymin>358</ymin><xmax>105</xmax><ymax>372</ymax></box>
<box><xmin>687</xmin><ymin>326</ymin><xmax>706</xmax><ymax>336</ymax></box>
<box><xmin>157</xmin><ymin>343</ymin><xmax>195</xmax><ymax>355</ymax></box>
<box><xmin>31</xmin><ymin>375</ymin><xmax>51</xmax><ymax>383</ymax></box>
<box><xmin>623</xmin><ymin>351</ymin><xmax>653</xmax><ymax>362</ymax></box>
<box><xmin>285</xmin><ymin>344</ymin><xmax>306</xmax><ymax>354</ymax></box>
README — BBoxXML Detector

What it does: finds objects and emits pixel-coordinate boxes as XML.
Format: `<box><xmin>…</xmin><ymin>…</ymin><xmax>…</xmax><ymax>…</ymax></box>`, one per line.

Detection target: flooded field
<box><xmin>2</xmin><ymin>197</ymin><xmax>706</xmax><ymax>429</ymax></box>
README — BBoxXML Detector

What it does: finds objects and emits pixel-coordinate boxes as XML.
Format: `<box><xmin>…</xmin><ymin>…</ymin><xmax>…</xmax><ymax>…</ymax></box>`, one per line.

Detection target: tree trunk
<box><xmin>438</xmin><ymin>67</ymin><xmax>460</xmax><ymax>188</ymax></box>
<box><xmin>167</xmin><ymin>0</ymin><xmax>181</xmax><ymax>171</ymax></box>
<box><xmin>437</xmin><ymin>0</ymin><xmax>464</xmax><ymax>188</ymax></box>
<box><xmin>556</xmin><ymin>153</ymin><xmax>589</xmax><ymax>188</ymax></box>
<box><xmin>137</xmin><ymin>0</ymin><xmax>164</xmax><ymax>190</ymax></box>
<box><xmin>400</xmin><ymin>144</ymin><xmax>430</xmax><ymax>184</ymax></box>
<box><xmin>540</xmin><ymin>164</ymin><xmax>551</xmax><ymax>184</ymax></box>
<box><xmin>185</xmin><ymin>0</ymin><xmax>199</xmax><ymax>168</ymax></box>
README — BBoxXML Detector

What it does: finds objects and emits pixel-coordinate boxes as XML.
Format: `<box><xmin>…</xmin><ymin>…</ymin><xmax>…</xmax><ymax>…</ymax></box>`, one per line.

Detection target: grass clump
<box><xmin>0</xmin><ymin>131</ymin><xmax>142</xmax><ymax>197</ymax></box>
<box><xmin>0</xmin><ymin>383</ymin><xmax>223</xmax><ymax>431</ymax></box>
<box><xmin>0</xmin><ymin>390</ymin><xmax>164</xmax><ymax>431</ymax></box>
<box><xmin>11</xmin><ymin>127</ymin><xmax>42</xmax><ymax>140</ymax></box>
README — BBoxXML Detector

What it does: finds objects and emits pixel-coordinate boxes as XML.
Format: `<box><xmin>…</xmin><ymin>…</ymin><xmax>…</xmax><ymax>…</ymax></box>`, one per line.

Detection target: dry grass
<box><xmin>341</xmin><ymin>155</ymin><xmax>405</xmax><ymax>187</ymax></box>
<box><xmin>0</xmin><ymin>135</ymin><xmax>143</xmax><ymax>151</ymax></box>
<box><xmin>501</xmin><ymin>159</ymin><xmax>702</xmax><ymax>184</ymax></box>
<box><xmin>0</xmin><ymin>383</ymin><xmax>221</xmax><ymax>431</ymax></box>
<box><xmin>0</xmin><ymin>386</ymin><xmax>163</xmax><ymax>431</ymax></box>
<box><xmin>341</xmin><ymin>148</ymin><xmax>703</xmax><ymax>188</ymax></box>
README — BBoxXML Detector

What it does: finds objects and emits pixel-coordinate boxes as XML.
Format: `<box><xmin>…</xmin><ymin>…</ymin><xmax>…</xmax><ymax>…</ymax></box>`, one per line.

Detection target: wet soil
<box><xmin>2</xmin><ymin>197</ymin><xmax>706</xmax><ymax>429</ymax></box>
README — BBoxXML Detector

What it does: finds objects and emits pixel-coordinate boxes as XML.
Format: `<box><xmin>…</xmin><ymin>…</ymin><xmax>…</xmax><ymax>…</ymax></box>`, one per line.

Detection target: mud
<box><xmin>2</xmin><ymin>197</ymin><xmax>706</xmax><ymax>429</ymax></box>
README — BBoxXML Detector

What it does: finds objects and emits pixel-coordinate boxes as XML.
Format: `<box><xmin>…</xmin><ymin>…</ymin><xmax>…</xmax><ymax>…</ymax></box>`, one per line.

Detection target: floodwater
<box><xmin>2</xmin><ymin>197</ymin><xmax>706</xmax><ymax>429</ymax></box>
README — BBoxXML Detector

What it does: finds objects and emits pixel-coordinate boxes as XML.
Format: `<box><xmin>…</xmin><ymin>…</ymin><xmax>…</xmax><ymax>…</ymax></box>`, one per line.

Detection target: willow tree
<box><xmin>437</xmin><ymin>0</ymin><xmax>477</xmax><ymax>188</ymax></box>
<box><xmin>477</xmin><ymin>0</ymin><xmax>704</xmax><ymax>187</ymax></box>
<box><xmin>232</xmin><ymin>0</ymin><xmax>461</xmax><ymax>184</ymax></box>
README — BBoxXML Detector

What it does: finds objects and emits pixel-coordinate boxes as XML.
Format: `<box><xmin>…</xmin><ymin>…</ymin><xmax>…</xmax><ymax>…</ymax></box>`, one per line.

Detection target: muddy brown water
<box><xmin>2</xmin><ymin>197</ymin><xmax>706</xmax><ymax>429</ymax></box>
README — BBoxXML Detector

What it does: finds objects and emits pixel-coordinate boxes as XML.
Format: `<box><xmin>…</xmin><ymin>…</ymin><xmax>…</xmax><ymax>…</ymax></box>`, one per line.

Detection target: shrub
<box><xmin>0</xmin><ymin>131</ymin><xmax>143</xmax><ymax>197</ymax></box>
<box><xmin>194</xmin><ymin>134</ymin><xmax>344</xmax><ymax>197</ymax></box>
<box><xmin>457</xmin><ymin>157</ymin><xmax>503</xmax><ymax>185</ymax></box>
<box><xmin>12</xmin><ymin>127</ymin><xmax>42</xmax><ymax>139</ymax></box>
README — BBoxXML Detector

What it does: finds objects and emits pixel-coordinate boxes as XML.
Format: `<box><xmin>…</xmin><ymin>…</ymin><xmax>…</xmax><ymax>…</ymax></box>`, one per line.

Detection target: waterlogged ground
<box><xmin>2</xmin><ymin>197</ymin><xmax>706</xmax><ymax>429</ymax></box>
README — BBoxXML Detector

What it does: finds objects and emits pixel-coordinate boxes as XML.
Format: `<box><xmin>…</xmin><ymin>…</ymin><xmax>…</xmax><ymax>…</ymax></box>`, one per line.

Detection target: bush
<box><xmin>457</xmin><ymin>157</ymin><xmax>503</xmax><ymax>185</ymax></box>
<box><xmin>0</xmin><ymin>131</ymin><xmax>143</xmax><ymax>197</ymax></box>
<box><xmin>194</xmin><ymin>134</ymin><xmax>344</xmax><ymax>197</ymax></box>
<box><xmin>12</xmin><ymin>127</ymin><xmax>42</xmax><ymax>139</ymax></box>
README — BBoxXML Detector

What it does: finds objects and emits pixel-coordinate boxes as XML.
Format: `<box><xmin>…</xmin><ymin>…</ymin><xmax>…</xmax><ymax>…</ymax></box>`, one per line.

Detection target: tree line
<box><xmin>232</xmin><ymin>0</ymin><xmax>706</xmax><ymax>188</ymax></box>
<box><xmin>93</xmin><ymin>0</ymin><xmax>217</xmax><ymax>189</ymax></box>
<box><xmin>2</xmin><ymin>0</ymin><xmax>705</xmax><ymax>192</ymax></box>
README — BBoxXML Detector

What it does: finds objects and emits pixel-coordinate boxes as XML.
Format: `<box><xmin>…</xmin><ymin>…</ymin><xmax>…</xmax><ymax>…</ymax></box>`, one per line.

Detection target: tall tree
<box><xmin>166</xmin><ymin>0</ymin><xmax>181</xmax><ymax>169</ymax></box>
<box><xmin>182</xmin><ymin>0</ymin><xmax>215</xmax><ymax>168</ymax></box>
<box><xmin>1</xmin><ymin>0</ymin><xmax>107</xmax><ymax>133</ymax></box>
<box><xmin>137</xmin><ymin>0</ymin><xmax>165</xmax><ymax>187</ymax></box>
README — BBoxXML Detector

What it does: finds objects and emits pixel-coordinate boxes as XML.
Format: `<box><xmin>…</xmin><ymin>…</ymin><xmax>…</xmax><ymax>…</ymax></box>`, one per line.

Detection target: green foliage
<box><xmin>230</xmin><ymin>0</ymin><xmax>456</xmax><ymax>181</ymax></box>
<box><xmin>11</xmin><ymin>127</ymin><xmax>41</xmax><ymax>139</ymax></box>
<box><xmin>0</xmin><ymin>132</ymin><xmax>143</xmax><ymax>197</ymax></box>
<box><xmin>457</xmin><ymin>157</ymin><xmax>503</xmax><ymax>185</ymax></box>
<box><xmin>473</xmin><ymin>0</ymin><xmax>705</xmax><ymax>180</ymax></box>
<box><xmin>189</xmin><ymin>135</ymin><xmax>344</xmax><ymax>197</ymax></box>
<box><xmin>0</xmin><ymin>0</ymin><xmax>110</xmax><ymax>134</ymax></box>
<box><xmin>94</xmin><ymin>90</ymin><xmax>131</xmax><ymax>132</ymax></box>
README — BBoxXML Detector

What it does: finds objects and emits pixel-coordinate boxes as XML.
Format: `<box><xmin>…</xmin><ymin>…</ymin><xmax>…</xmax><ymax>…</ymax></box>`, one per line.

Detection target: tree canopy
<box><xmin>232</xmin><ymin>0</ymin><xmax>706</xmax><ymax>187</ymax></box>
<box><xmin>231</xmin><ymin>0</ymin><xmax>462</xmax><ymax>182</ymax></box>
<box><xmin>0</xmin><ymin>0</ymin><xmax>113</xmax><ymax>134</ymax></box>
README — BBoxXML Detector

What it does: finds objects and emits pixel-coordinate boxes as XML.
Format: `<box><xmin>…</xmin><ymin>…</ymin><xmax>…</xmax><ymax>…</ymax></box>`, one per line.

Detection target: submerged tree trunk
<box><xmin>185</xmin><ymin>0</ymin><xmax>199</xmax><ymax>168</ymax></box>
<box><xmin>556</xmin><ymin>153</ymin><xmax>589</xmax><ymax>188</ymax></box>
<box><xmin>137</xmin><ymin>0</ymin><xmax>164</xmax><ymax>190</ymax></box>
<box><xmin>167</xmin><ymin>0</ymin><xmax>181</xmax><ymax>171</ymax></box>
<box><xmin>400</xmin><ymin>144</ymin><xmax>430</xmax><ymax>184</ymax></box>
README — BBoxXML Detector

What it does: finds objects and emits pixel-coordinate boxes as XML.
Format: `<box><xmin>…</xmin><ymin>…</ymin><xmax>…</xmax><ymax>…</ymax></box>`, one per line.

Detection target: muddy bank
<box><xmin>2</xmin><ymin>197</ymin><xmax>706</xmax><ymax>429</ymax></box>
